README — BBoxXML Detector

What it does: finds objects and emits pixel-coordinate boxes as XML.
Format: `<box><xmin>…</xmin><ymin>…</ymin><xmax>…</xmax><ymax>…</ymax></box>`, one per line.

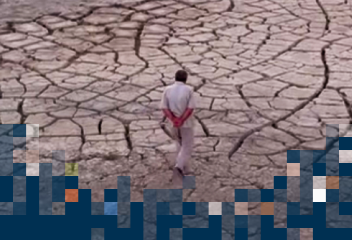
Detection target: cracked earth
<box><xmin>1</xmin><ymin>0</ymin><xmax>352</xmax><ymax>229</ymax></box>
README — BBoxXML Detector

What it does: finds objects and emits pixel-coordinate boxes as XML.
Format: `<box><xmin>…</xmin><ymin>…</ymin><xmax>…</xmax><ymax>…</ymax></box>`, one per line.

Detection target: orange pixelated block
<box><xmin>261</xmin><ymin>202</ymin><xmax>274</xmax><ymax>215</ymax></box>
<box><xmin>235</xmin><ymin>202</ymin><xmax>248</xmax><ymax>215</ymax></box>
<box><xmin>287</xmin><ymin>163</ymin><xmax>300</xmax><ymax>176</ymax></box>
<box><xmin>326</xmin><ymin>176</ymin><xmax>339</xmax><ymax>189</ymax></box>
<box><xmin>65</xmin><ymin>189</ymin><xmax>78</xmax><ymax>202</ymax></box>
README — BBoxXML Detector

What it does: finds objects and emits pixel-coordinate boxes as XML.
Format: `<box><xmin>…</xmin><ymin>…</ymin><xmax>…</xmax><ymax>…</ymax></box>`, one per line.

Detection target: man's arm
<box><xmin>173</xmin><ymin>108</ymin><xmax>193</xmax><ymax>128</ymax></box>
<box><xmin>179</xmin><ymin>108</ymin><xmax>193</xmax><ymax>123</ymax></box>
<box><xmin>162</xmin><ymin>109</ymin><xmax>177</xmax><ymax>122</ymax></box>
<box><xmin>161</xmin><ymin>89</ymin><xmax>180</xmax><ymax>125</ymax></box>
<box><xmin>160</xmin><ymin>89</ymin><xmax>174</xmax><ymax>121</ymax></box>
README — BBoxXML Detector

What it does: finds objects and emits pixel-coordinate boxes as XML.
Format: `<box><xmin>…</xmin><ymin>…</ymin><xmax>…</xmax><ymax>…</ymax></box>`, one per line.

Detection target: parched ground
<box><xmin>1</xmin><ymin>0</ymin><xmax>352</xmax><ymax>228</ymax></box>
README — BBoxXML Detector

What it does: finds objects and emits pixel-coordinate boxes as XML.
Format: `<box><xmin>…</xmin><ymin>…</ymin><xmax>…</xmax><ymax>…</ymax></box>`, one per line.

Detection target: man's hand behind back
<box><xmin>174</xmin><ymin>108</ymin><xmax>193</xmax><ymax>128</ymax></box>
<box><xmin>172</xmin><ymin>118</ymin><xmax>183</xmax><ymax>128</ymax></box>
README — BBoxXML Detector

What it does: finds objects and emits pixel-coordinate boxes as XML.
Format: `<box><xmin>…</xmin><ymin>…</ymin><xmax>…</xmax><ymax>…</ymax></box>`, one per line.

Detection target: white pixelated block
<box><xmin>338</xmin><ymin>124</ymin><xmax>352</xmax><ymax>137</ymax></box>
<box><xmin>209</xmin><ymin>202</ymin><xmax>222</xmax><ymax>215</ymax></box>
<box><xmin>26</xmin><ymin>163</ymin><xmax>39</xmax><ymax>176</ymax></box>
<box><xmin>313</xmin><ymin>189</ymin><xmax>326</xmax><ymax>202</ymax></box>
<box><xmin>340</xmin><ymin>150</ymin><xmax>352</xmax><ymax>163</ymax></box>
<box><xmin>313</xmin><ymin>176</ymin><xmax>326</xmax><ymax>189</ymax></box>
<box><xmin>346</xmin><ymin>130</ymin><xmax>352</xmax><ymax>137</ymax></box>
<box><xmin>26</xmin><ymin>124</ymin><xmax>39</xmax><ymax>138</ymax></box>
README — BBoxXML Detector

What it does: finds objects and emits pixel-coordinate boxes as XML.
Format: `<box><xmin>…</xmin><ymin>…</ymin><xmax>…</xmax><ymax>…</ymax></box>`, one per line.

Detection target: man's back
<box><xmin>161</xmin><ymin>81</ymin><xmax>196</xmax><ymax>128</ymax></box>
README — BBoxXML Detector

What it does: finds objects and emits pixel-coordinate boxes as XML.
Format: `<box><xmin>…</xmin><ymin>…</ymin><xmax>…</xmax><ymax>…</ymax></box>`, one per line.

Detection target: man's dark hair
<box><xmin>175</xmin><ymin>70</ymin><xmax>188</xmax><ymax>82</ymax></box>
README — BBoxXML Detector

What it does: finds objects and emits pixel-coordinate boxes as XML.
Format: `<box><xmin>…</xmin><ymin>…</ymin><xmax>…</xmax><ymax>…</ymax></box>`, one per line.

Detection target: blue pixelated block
<box><xmin>105</xmin><ymin>189</ymin><xmax>118</xmax><ymax>202</ymax></box>
<box><xmin>26</xmin><ymin>176</ymin><xmax>39</xmax><ymax>215</ymax></box>
<box><xmin>222</xmin><ymin>216</ymin><xmax>235</xmax><ymax>238</ymax></box>
<box><xmin>13</xmin><ymin>202</ymin><xmax>26</xmax><ymax>215</ymax></box>
<box><xmin>52</xmin><ymin>176</ymin><xmax>65</xmax><ymax>202</ymax></box>
<box><xmin>157</xmin><ymin>202</ymin><xmax>169</xmax><ymax>215</ymax></box>
<box><xmin>248</xmin><ymin>189</ymin><xmax>261</xmax><ymax>202</ymax></box>
<box><xmin>91</xmin><ymin>202</ymin><xmax>104</xmax><ymax>215</ymax></box>
<box><xmin>169</xmin><ymin>202</ymin><xmax>182</xmax><ymax>216</ymax></box>
<box><xmin>183</xmin><ymin>176</ymin><xmax>195</xmax><ymax>189</ymax></box>
<box><xmin>248</xmin><ymin>215</ymin><xmax>260</xmax><ymax>236</ymax></box>
<box><xmin>196</xmin><ymin>202</ymin><xmax>209</xmax><ymax>218</ymax></box>
<box><xmin>274</xmin><ymin>176</ymin><xmax>287</xmax><ymax>189</ymax></box>
<box><xmin>13</xmin><ymin>137</ymin><xmax>26</xmax><ymax>150</ymax></box>
<box><xmin>326</xmin><ymin>147</ymin><xmax>339</xmax><ymax>176</ymax></box>
<box><xmin>235</xmin><ymin>189</ymin><xmax>248</xmax><ymax>202</ymax></box>
<box><xmin>222</xmin><ymin>202</ymin><xmax>234</xmax><ymax>215</ymax></box>
<box><xmin>326</xmin><ymin>203</ymin><xmax>351</xmax><ymax>229</ymax></box>
<box><xmin>235</xmin><ymin>228</ymin><xmax>248</xmax><ymax>240</ymax></box>
<box><xmin>235</xmin><ymin>215</ymin><xmax>248</xmax><ymax>228</ymax></box>
<box><xmin>287</xmin><ymin>150</ymin><xmax>300</xmax><ymax>163</ymax></box>
<box><xmin>13</xmin><ymin>163</ymin><xmax>26</xmax><ymax>176</ymax></box>
<box><xmin>340</xmin><ymin>137</ymin><xmax>352</xmax><ymax>150</ymax></box>
<box><xmin>169</xmin><ymin>228</ymin><xmax>182</xmax><ymax>240</ymax></box>
<box><xmin>339</xmin><ymin>202</ymin><xmax>352</xmax><ymax>215</ymax></box>
<box><xmin>340</xmin><ymin>176</ymin><xmax>352</xmax><ymax>202</ymax></box>
<box><xmin>143</xmin><ymin>189</ymin><xmax>157</xmax><ymax>223</ymax></box>
<box><xmin>104</xmin><ymin>202</ymin><xmax>117</xmax><ymax>215</ymax></box>
<box><xmin>65</xmin><ymin>190</ymin><xmax>89</xmax><ymax>216</ymax></box>
<box><xmin>261</xmin><ymin>215</ymin><xmax>274</xmax><ymax>229</ymax></box>
<box><xmin>183</xmin><ymin>213</ymin><xmax>208</xmax><ymax>229</ymax></box>
<box><xmin>286</xmin><ymin>228</ymin><xmax>299</xmax><ymax>240</ymax></box>
<box><xmin>117</xmin><ymin>176</ymin><xmax>130</xmax><ymax>202</ymax></box>
<box><xmin>13</xmin><ymin>124</ymin><xmax>26</xmax><ymax>137</ymax></box>
<box><xmin>79</xmin><ymin>189</ymin><xmax>91</xmax><ymax>203</ymax></box>
<box><xmin>327</xmin><ymin>189</ymin><xmax>339</xmax><ymax>202</ymax></box>
<box><xmin>157</xmin><ymin>189</ymin><xmax>169</xmax><ymax>202</ymax></box>
<box><xmin>263</xmin><ymin>228</ymin><xmax>287</xmax><ymax>240</ymax></box>
<box><xmin>0</xmin><ymin>160</ymin><xmax>13</xmax><ymax>176</ymax></box>
<box><xmin>339</xmin><ymin>164</ymin><xmax>352</xmax><ymax>176</ymax></box>
<box><xmin>0</xmin><ymin>131</ymin><xmax>13</xmax><ymax>142</ymax></box>
<box><xmin>0</xmin><ymin>124</ymin><xmax>13</xmax><ymax>134</ymax></box>
<box><xmin>170</xmin><ymin>189</ymin><xmax>183</xmax><ymax>202</ymax></box>
<box><xmin>261</xmin><ymin>189</ymin><xmax>274</xmax><ymax>202</ymax></box>
<box><xmin>0</xmin><ymin>144</ymin><xmax>13</xmax><ymax>158</ymax></box>
<box><xmin>91</xmin><ymin>228</ymin><xmax>104</xmax><ymax>240</ymax></box>
<box><xmin>39</xmin><ymin>163</ymin><xmax>52</xmax><ymax>177</ymax></box>
<box><xmin>313</xmin><ymin>150</ymin><xmax>326</xmax><ymax>163</ymax></box>
<box><xmin>183</xmin><ymin>202</ymin><xmax>196</xmax><ymax>215</ymax></box>
<box><xmin>0</xmin><ymin>202</ymin><xmax>13</xmax><ymax>215</ymax></box>
<box><xmin>287</xmin><ymin>202</ymin><xmax>300</xmax><ymax>215</ymax></box>
<box><xmin>39</xmin><ymin>201</ymin><xmax>52</xmax><ymax>216</ymax></box>
<box><xmin>13</xmin><ymin>176</ymin><xmax>26</xmax><ymax>202</ymax></box>
<box><xmin>327</xmin><ymin>136</ymin><xmax>339</xmax><ymax>147</ymax></box>
<box><xmin>274</xmin><ymin>189</ymin><xmax>287</xmax><ymax>202</ymax></box>
<box><xmin>65</xmin><ymin>176</ymin><xmax>78</xmax><ymax>189</ymax></box>
<box><xmin>313</xmin><ymin>163</ymin><xmax>326</xmax><ymax>176</ymax></box>
<box><xmin>0</xmin><ymin>176</ymin><xmax>13</xmax><ymax>202</ymax></box>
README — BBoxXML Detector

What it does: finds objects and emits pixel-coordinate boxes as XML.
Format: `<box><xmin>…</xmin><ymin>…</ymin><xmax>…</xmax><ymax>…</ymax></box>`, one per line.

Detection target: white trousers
<box><xmin>172</xmin><ymin>127</ymin><xmax>194</xmax><ymax>172</ymax></box>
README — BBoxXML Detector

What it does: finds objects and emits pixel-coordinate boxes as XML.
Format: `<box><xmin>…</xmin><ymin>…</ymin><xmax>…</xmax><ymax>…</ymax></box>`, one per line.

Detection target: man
<box><xmin>160</xmin><ymin>70</ymin><xmax>196</xmax><ymax>179</ymax></box>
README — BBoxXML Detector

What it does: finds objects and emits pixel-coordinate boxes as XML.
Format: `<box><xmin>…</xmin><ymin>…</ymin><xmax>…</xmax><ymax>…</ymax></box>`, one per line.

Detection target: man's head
<box><xmin>175</xmin><ymin>70</ymin><xmax>188</xmax><ymax>83</ymax></box>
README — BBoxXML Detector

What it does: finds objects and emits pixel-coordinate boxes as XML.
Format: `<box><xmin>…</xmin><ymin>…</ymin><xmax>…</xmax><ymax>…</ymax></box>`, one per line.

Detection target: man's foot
<box><xmin>183</xmin><ymin>170</ymin><xmax>194</xmax><ymax>175</ymax></box>
<box><xmin>175</xmin><ymin>167</ymin><xmax>184</xmax><ymax>176</ymax></box>
<box><xmin>183</xmin><ymin>166</ymin><xmax>193</xmax><ymax>175</ymax></box>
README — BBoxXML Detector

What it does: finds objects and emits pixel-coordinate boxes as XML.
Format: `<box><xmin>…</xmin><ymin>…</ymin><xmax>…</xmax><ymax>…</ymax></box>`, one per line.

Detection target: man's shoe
<box><xmin>172</xmin><ymin>167</ymin><xmax>183</xmax><ymax>188</ymax></box>
<box><xmin>175</xmin><ymin>167</ymin><xmax>184</xmax><ymax>176</ymax></box>
<box><xmin>183</xmin><ymin>170</ymin><xmax>194</xmax><ymax>175</ymax></box>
